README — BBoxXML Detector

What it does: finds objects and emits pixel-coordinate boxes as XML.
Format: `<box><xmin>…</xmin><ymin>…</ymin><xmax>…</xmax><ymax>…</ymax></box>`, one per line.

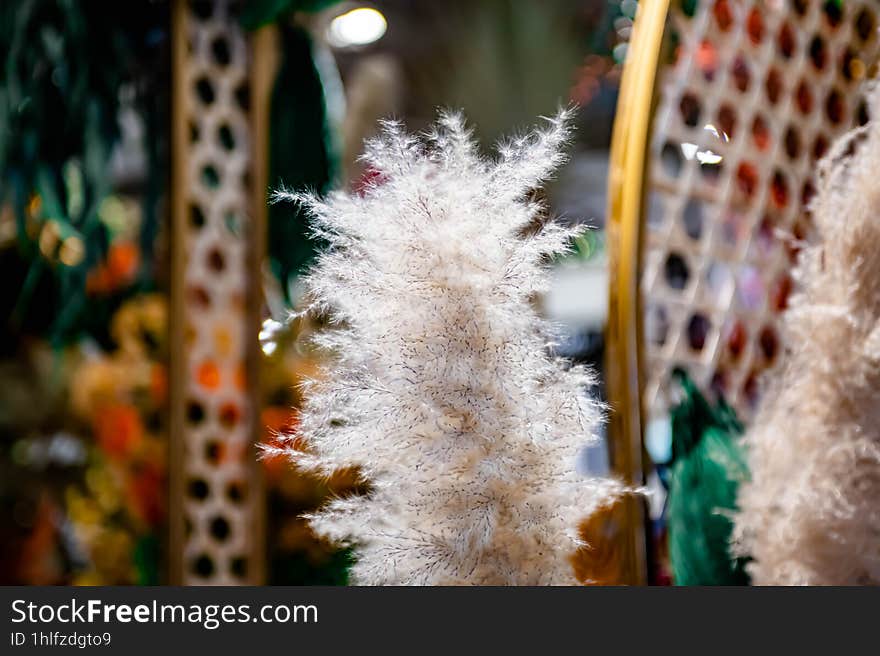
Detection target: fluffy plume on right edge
<box><xmin>733</xmin><ymin>86</ymin><xmax>880</xmax><ymax>585</ymax></box>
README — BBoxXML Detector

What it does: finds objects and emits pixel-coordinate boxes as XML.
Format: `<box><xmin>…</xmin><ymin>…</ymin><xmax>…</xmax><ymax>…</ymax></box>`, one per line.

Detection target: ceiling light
<box><xmin>327</xmin><ymin>7</ymin><xmax>387</xmax><ymax>48</ymax></box>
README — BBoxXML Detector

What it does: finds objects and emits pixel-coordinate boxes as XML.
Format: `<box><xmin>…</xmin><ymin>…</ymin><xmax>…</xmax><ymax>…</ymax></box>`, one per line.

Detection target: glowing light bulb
<box><xmin>327</xmin><ymin>7</ymin><xmax>387</xmax><ymax>48</ymax></box>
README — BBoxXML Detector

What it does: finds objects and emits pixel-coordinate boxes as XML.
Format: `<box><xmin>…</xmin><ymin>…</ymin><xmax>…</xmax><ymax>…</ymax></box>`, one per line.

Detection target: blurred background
<box><xmin>0</xmin><ymin>0</ymin><xmax>636</xmax><ymax>585</ymax></box>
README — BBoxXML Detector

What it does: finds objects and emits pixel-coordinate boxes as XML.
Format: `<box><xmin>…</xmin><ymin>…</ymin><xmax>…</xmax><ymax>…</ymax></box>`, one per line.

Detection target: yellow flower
<box><xmin>111</xmin><ymin>294</ymin><xmax>167</xmax><ymax>358</ymax></box>
<box><xmin>70</xmin><ymin>359</ymin><xmax>125</xmax><ymax>420</ymax></box>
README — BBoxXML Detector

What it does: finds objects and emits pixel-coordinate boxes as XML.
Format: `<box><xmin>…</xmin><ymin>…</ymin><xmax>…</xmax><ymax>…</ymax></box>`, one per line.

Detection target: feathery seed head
<box><xmin>276</xmin><ymin>109</ymin><xmax>622</xmax><ymax>585</ymax></box>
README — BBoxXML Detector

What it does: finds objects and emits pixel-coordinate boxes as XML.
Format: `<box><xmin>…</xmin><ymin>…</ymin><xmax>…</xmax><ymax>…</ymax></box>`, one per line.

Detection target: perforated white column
<box><xmin>170</xmin><ymin>0</ymin><xmax>267</xmax><ymax>585</ymax></box>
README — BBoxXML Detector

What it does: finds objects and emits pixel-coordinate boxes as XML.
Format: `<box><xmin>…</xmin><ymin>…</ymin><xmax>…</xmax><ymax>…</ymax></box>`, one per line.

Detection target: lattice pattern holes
<box><xmin>179</xmin><ymin>0</ymin><xmax>256</xmax><ymax>585</ymax></box>
<box><xmin>644</xmin><ymin>0</ymin><xmax>880</xmax><ymax>421</ymax></box>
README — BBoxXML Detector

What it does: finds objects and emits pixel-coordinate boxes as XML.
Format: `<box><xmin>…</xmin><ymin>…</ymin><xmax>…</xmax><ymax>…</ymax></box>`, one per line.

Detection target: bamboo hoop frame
<box><xmin>605</xmin><ymin>0</ymin><xmax>670</xmax><ymax>585</ymax></box>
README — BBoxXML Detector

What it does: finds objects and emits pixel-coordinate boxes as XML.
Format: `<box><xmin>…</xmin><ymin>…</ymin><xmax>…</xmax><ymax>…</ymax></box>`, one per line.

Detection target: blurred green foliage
<box><xmin>0</xmin><ymin>0</ymin><xmax>167</xmax><ymax>347</ymax></box>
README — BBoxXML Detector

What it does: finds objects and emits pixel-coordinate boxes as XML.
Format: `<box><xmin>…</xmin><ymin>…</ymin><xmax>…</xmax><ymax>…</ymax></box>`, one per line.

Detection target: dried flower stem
<box><xmin>734</xmin><ymin>89</ymin><xmax>880</xmax><ymax>585</ymax></box>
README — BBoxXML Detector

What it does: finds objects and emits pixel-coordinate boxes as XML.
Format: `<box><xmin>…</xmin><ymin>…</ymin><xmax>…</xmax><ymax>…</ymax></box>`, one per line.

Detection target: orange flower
<box><xmin>107</xmin><ymin>242</ymin><xmax>140</xmax><ymax>282</ymax></box>
<box><xmin>93</xmin><ymin>403</ymin><xmax>144</xmax><ymax>460</ymax></box>
<box><xmin>85</xmin><ymin>242</ymin><xmax>140</xmax><ymax>296</ymax></box>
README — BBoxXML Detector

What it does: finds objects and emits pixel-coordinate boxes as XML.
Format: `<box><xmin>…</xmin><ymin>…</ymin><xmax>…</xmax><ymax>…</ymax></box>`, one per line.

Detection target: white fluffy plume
<box><xmin>734</xmin><ymin>89</ymin><xmax>880</xmax><ymax>585</ymax></box>
<box><xmin>271</xmin><ymin>110</ymin><xmax>622</xmax><ymax>585</ymax></box>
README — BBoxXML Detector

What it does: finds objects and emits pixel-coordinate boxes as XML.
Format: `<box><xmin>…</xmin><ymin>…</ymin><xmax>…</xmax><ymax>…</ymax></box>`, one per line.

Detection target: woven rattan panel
<box><xmin>177</xmin><ymin>0</ymin><xmax>258</xmax><ymax>584</ymax></box>
<box><xmin>643</xmin><ymin>0</ymin><xmax>879</xmax><ymax>421</ymax></box>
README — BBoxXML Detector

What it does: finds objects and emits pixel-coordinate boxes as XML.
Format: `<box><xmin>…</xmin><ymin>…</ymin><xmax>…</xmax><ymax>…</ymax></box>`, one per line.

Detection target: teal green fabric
<box><xmin>667</xmin><ymin>371</ymin><xmax>750</xmax><ymax>585</ymax></box>
<box><xmin>240</xmin><ymin>0</ymin><xmax>342</xmax><ymax>31</ymax></box>
<box><xmin>267</xmin><ymin>24</ymin><xmax>340</xmax><ymax>297</ymax></box>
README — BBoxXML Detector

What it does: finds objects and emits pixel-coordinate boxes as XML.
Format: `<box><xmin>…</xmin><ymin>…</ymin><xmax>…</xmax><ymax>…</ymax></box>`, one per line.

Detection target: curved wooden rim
<box><xmin>604</xmin><ymin>0</ymin><xmax>669</xmax><ymax>585</ymax></box>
